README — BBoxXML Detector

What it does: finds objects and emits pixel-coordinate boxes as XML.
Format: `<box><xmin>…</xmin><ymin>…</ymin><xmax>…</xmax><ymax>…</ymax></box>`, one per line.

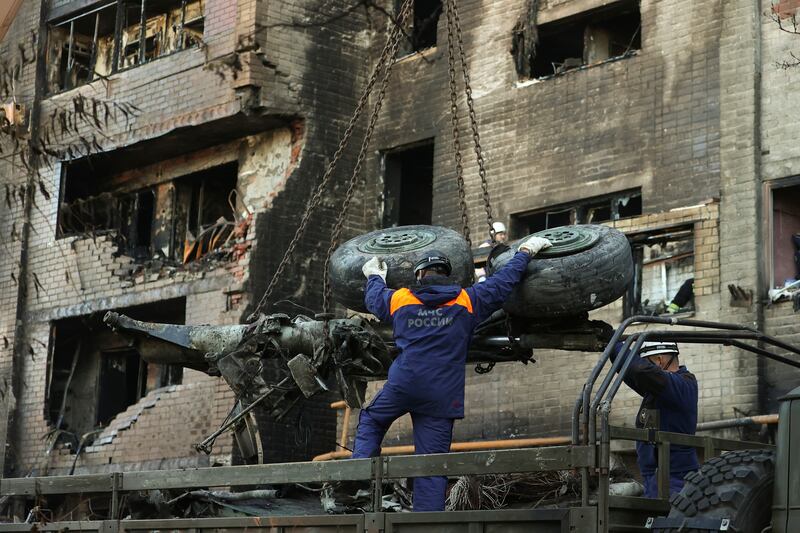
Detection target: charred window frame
<box><xmin>623</xmin><ymin>225</ymin><xmax>695</xmax><ymax>318</ymax></box>
<box><xmin>510</xmin><ymin>189</ymin><xmax>642</xmax><ymax>236</ymax></box>
<box><xmin>398</xmin><ymin>0</ymin><xmax>442</xmax><ymax>56</ymax></box>
<box><xmin>47</xmin><ymin>0</ymin><xmax>205</xmax><ymax>94</ymax></box>
<box><xmin>768</xmin><ymin>177</ymin><xmax>800</xmax><ymax>290</ymax></box>
<box><xmin>382</xmin><ymin>140</ymin><xmax>434</xmax><ymax>227</ymax></box>
<box><xmin>56</xmin><ymin>158</ymin><xmax>238</xmax><ymax>264</ymax></box>
<box><xmin>517</xmin><ymin>0</ymin><xmax>641</xmax><ymax>80</ymax></box>
<box><xmin>45</xmin><ymin>298</ymin><xmax>185</xmax><ymax>448</ymax></box>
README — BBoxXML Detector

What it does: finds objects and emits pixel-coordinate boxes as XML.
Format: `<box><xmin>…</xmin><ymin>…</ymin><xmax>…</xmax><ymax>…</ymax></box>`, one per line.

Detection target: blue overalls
<box><xmin>613</xmin><ymin>347</ymin><xmax>700</xmax><ymax>498</ymax></box>
<box><xmin>352</xmin><ymin>251</ymin><xmax>532</xmax><ymax>511</ymax></box>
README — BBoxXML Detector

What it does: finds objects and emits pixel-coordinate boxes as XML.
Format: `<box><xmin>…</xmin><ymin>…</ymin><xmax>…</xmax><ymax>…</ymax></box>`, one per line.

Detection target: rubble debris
<box><xmin>446</xmin><ymin>471</ymin><xmax>579</xmax><ymax>511</ymax></box>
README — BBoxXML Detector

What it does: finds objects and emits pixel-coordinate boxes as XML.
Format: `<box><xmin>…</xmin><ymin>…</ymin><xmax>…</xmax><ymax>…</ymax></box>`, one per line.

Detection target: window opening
<box><xmin>624</xmin><ymin>226</ymin><xmax>694</xmax><ymax>317</ymax></box>
<box><xmin>771</xmin><ymin>182</ymin><xmax>800</xmax><ymax>290</ymax></box>
<box><xmin>48</xmin><ymin>2</ymin><xmax>117</xmax><ymax>93</ymax></box>
<box><xmin>399</xmin><ymin>0</ymin><xmax>442</xmax><ymax>56</ymax></box>
<box><xmin>527</xmin><ymin>0</ymin><xmax>641</xmax><ymax>79</ymax></box>
<box><xmin>173</xmin><ymin>162</ymin><xmax>238</xmax><ymax>263</ymax></box>
<box><xmin>383</xmin><ymin>141</ymin><xmax>434</xmax><ymax>227</ymax></box>
<box><xmin>46</xmin><ymin>298</ymin><xmax>186</xmax><ymax>447</ymax></box>
<box><xmin>47</xmin><ymin>0</ymin><xmax>204</xmax><ymax>93</ymax></box>
<box><xmin>58</xmin><ymin>158</ymin><xmax>237</xmax><ymax>264</ymax></box>
<box><xmin>510</xmin><ymin>189</ymin><xmax>642</xmax><ymax>236</ymax></box>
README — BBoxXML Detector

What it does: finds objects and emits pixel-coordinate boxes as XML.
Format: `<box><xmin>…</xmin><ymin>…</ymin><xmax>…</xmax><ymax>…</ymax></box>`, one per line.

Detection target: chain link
<box><xmin>322</xmin><ymin>0</ymin><xmax>415</xmax><ymax>313</ymax></box>
<box><xmin>448</xmin><ymin>0</ymin><xmax>494</xmax><ymax>236</ymax></box>
<box><xmin>249</xmin><ymin>0</ymin><xmax>414</xmax><ymax>321</ymax></box>
<box><xmin>444</xmin><ymin>0</ymin><xmax>471</xmax><ymax>246</ymax></box>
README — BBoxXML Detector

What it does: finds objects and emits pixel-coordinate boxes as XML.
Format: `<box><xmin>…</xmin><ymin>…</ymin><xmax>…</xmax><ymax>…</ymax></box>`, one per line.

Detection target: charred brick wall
<box><xmin>0</xmin><ymin>0</ymin><xmax>372</xmax><ymax>475</ymax></box>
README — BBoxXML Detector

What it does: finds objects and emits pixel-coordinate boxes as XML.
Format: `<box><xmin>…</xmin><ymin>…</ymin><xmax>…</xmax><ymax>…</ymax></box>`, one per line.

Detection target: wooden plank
<box><xmin>122</xmin><ymin>458</ymin><xmax>373</xmax><ymax>491</ymax></box>
<box><xmin>383</xmin><ymin>446</ymin><xmax>594</xmax><ymax>479</ymax></box>
<box><xmin>0</xmin><ymin>473</ymin><xmax>113</xmax><ymax>496</ymax></box>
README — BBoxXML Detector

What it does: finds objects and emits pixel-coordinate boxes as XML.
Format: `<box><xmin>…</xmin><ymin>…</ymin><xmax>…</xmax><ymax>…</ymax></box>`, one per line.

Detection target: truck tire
<box><xmin>486</xmin><ymin>224</ymin><xmax>633</xmax><ymax>317</ymax></box>
<box><xmin>657</xmin><ymin>449</ymin><xmax>775</xmax><ymax>533</ymax></box>
<box><xmin>329</xmin><ymin>225</ymin><xmax>474</xmax><ymax>312</ymax></box>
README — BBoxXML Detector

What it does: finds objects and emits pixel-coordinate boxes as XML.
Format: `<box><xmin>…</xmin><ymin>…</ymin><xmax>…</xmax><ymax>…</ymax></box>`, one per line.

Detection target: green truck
<box><xmin>0</xmin><ymin>315</ymin><xmax>796</xmax><ymax>532</ymax></box>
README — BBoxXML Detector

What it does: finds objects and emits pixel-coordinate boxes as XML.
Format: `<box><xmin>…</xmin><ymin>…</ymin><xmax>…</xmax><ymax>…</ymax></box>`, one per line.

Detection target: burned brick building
<box><xmin>1</xmin><ymin>0</ymin><xmax>799</xmax><ymax>478</ymax></box>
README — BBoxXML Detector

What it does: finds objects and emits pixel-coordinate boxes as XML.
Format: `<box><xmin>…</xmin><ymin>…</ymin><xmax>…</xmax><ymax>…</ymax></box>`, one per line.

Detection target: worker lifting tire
<box><xmin>487</xmin><ymin>224</ymin><xmax>633</xmax><ymax>318</ymax></box>
<box><xmin>654</xmin><ymin>449</ymin><xmax>774</xmax><ymax>533</ymax></box>
<box><xmin>329</xmin><ymin>225</ymin><xmax>474</xmax><ymax>312</ymax></box>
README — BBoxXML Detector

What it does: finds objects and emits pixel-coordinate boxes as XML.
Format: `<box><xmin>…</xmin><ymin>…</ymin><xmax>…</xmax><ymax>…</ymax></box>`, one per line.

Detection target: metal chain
<box><xmin>444</xmin><ymin>0</ymin><xmax>472</xmax><ymax>247</ymax></box>
<box><xmin>448</xmin><ymin>0</ymin><xmax>495</xmax><ymax>239</ymax></box>
<box><xmin>322</xmin><ymin>0</ymin><xmax>415</xmax><ymax>313</ymax></box>
<box><xmin>248</xmin><ymin>0</ymin><xmax>414</xmax><ymax>321</ymax></box>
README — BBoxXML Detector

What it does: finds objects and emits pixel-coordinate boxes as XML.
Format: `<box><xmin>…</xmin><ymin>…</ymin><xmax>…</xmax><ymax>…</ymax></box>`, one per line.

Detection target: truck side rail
<box><xmin>0</xmin><ymin>445</ymin><xmax>594</xmax><ymax>508</ymax></box>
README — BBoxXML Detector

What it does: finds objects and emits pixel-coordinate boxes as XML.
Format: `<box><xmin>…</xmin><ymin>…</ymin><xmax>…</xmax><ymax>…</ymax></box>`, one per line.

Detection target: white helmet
<box><xmin>492</xmin><ymin>221</ymin><xmax>507</xmax><ymax>234</ymax></box>
<box><xmin>639</xmin><ymin>341</ymin><xmax>679</xmax><ymax>358</ymax></box>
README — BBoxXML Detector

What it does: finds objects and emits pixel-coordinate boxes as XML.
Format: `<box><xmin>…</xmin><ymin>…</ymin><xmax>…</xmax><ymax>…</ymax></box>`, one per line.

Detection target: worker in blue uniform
<box><xmin>351</xmin><ymin>234</ymin><xmax>552</xmax><ymax>512</ymax></box>
<box><xmin>612</xmin><ymin>341</ymin><xmax>699</xmax><ymax>498</ymax></box>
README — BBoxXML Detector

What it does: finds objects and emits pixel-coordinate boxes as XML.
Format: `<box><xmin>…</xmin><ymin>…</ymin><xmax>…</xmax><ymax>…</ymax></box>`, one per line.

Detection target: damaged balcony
<box><xmin>47</xmin><ymin>0</ymin><xmax>205</xmax><ymax>94</ymax></box>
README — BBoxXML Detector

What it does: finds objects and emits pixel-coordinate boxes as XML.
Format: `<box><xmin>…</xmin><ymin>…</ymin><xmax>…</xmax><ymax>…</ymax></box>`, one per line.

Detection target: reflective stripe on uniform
<box><xmin>390</xmin><ymin>288</ymin><xmax>474</xmax><ymax>315</ymax></box>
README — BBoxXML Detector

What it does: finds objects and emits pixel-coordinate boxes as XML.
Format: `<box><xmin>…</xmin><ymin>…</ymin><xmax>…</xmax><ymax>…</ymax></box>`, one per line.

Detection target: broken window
<box><xmin>521</xmin><ymin>0</ymin><xmax>641</xmax><ymax>79</ymax></box>
<box><xmin>47</xmin><ymin>0</ymin><xmax>204</xmax><ymax>93</ymax></box>
<box><xmin>771</xmin><ymin>181</ymin><xmax>800</xmax><ymax>290</ymax></box>
<box><xmin>47</xmin><ymin>2</ymin><xmax>117</xmax><ymax>93</ymax></box>
<box><xmin>624</xmin><ymin>226</ymin><xmax>695</xmax><ymax>317</ymax></box>
<box><xmin>382</xmin><ymin>141</ymin><xmax>434</xmax><ymax>227</ymax></box>
<box><xmin>510</xmin><ymin>190</ymin><xmax>642</xmax><ymax>236</ymax></box>
<box><xmin>57</xmin><ymin>157</ymin><xmax>237</xmax><ymax>264</ymax></box>
<box><xmin>399</xmin><ymin>0</ymin><xmax>442</xmax><ymax>56</ymax></box>
<box><xmin>46</xmin><ymin>298</ymin><xmax>185</xmax><ymax>444</ymax></box>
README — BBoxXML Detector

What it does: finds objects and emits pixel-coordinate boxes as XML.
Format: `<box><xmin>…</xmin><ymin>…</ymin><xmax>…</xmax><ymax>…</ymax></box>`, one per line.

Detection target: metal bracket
<box><xmin>647</xmin><ymin>517</ymin><xmax>731</xmax><ymax>531</ymax></box>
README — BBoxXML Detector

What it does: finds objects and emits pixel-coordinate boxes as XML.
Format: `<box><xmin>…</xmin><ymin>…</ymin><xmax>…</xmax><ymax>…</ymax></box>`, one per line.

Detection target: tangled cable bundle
<box><xmin>445</xmin><ymin>471</ymin><xmax>578</xmax><ymax>511</ymax></box>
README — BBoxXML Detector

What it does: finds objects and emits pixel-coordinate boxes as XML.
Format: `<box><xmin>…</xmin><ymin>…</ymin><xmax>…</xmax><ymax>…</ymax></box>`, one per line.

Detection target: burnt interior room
<box><xmin>402</xmin><ymin>0</ymin><xmax>442</xmax><ymax>54</ymax></box>
<box><xmin>46</xmin><ymin>298</ymin><xmax>186</xmax><ymax>446</ymax></box>
<box><xmin>47</xmin><ymin>0</ymin><xmax>205</xmax><ymax>92</ymax></box>
<box><xmin>511</xmin><ymin>190</ymin><xmax>642</xmax><ymax>236</ymax></box>
<box><xmin>530</xmin><ymin>0</ymin><xmax>641</xmax><ymax>78</ymax></box>
<box><xmin>58</xmin><ymin>156</ymin><xmax>238</xmax><ymax>263</ymax></box>
<box><xmin>382</xmin><ymin>141</ymin><xmax>434</xmax><ymax>227</ymax></box>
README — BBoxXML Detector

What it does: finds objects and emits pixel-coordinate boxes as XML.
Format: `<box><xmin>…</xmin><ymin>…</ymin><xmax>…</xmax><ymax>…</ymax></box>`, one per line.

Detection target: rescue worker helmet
<box><xmin>492</xmin><ymin>222</ymin><xmax>507</xmax><ymax>234</ymax></box>
<box><xmin>639</xmin><ymin>341</ymin><xmax>679</xmax><ymax>358</ymax></box>
<box><xmin>414</xmin><ymin>250</ymin><xmax>452</xmax><ymax>277</ymax></box>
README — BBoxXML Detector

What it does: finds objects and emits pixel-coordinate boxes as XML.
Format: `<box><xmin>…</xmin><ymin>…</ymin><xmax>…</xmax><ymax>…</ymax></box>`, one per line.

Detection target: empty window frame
<box><xmin>47</xmin><ymin>0</ymin><xmax>204</xmax><ymax>93</ymax></box>
<box><xmin>46</xmin><ymin>298</ymin><xmax>185</xmax><ymax>445</ymax></box>
<box><xmin>623</xmin><ymin>226</ymin><xmax>695</xmax><ymax>317</ymax></box>
<box><xmin>57</xmin><ymin>158</ymin><xmax>238</xmax><ymax>264</ymax></box>
<box><xmin>382</xmin><ymin>141</ymin><xmax>434</xmax><ymax>227</ymax></box>
<box><xmin>771</xmin><ymin>180</ymin><xmax>800</xmax><ymax>289</ymax></box>
<box><xmin>399</xmin><ymin>0</ymin><xmax>442</xmax><ymax>56</ymax></box>
<box><xmin>47</xmin><ymin>2</ymin><xmax>117</xmax><ymax>92</ymax></box>
<box><xmin>510</xmin><ymin>190</ymin><xmax>642</xmax><ymax>236</ymax></box>
<box><xmin>529</xmin><ymin>0</ymin><xmax>641</xmax><ymax>79</ymax></box>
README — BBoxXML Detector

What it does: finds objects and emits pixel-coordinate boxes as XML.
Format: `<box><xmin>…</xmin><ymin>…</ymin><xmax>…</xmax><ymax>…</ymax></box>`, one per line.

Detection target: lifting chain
<box><xmin>249</xmin><ymin>0</ymin><xmax>415</xmax><ymax>320</ymax></box>
<box><xmin>322</xmin><ymin>0</ymin><xmax>415</xmax><ymax>314</ymax></box>
<box><xmin>444</xmin><ymin>0</ymin><xmax>495</xmax><ymax>245</ymax></box>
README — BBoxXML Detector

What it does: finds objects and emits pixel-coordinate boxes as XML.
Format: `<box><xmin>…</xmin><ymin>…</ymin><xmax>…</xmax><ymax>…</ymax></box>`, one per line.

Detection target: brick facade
<box><xmin>1</xmin><ymin>0</ymin><xmax>799</xmax><ymax>477</ymax></box>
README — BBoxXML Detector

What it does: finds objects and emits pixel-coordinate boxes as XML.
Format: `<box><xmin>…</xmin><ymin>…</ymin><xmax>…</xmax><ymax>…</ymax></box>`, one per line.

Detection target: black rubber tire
<box><xmin>655</xmin><ymin>449</ymin><xmax>775</xmax><ymax>533</ymax></box>
<box><xmin>329</xmin><ymin>225</ymin><xmax>473</xmax><ymax>312</ymax></box>
<box><xmin>486</xmin><ymin>224</ymin><xmax>633</xmax><ymax>318</ymax></box>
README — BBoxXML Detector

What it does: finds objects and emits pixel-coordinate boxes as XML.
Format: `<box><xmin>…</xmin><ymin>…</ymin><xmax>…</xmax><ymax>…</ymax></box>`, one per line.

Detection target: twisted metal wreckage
<box><xmin>103</xmin><ymin>309</ymin><xmax>613</xmax><ymax>461</ymax></box>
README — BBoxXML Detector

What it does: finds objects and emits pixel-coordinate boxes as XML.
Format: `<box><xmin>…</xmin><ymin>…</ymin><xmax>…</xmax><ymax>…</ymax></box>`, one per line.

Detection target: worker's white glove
<box><xmin>362</xmin><ymin>256</ymin><xmax>388</xmax><ymax>282</ymax></box>
<box><xmin>518</xmin><ymin>236</ymin><xmax>553</xmax><ymax>256</ymax></box>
